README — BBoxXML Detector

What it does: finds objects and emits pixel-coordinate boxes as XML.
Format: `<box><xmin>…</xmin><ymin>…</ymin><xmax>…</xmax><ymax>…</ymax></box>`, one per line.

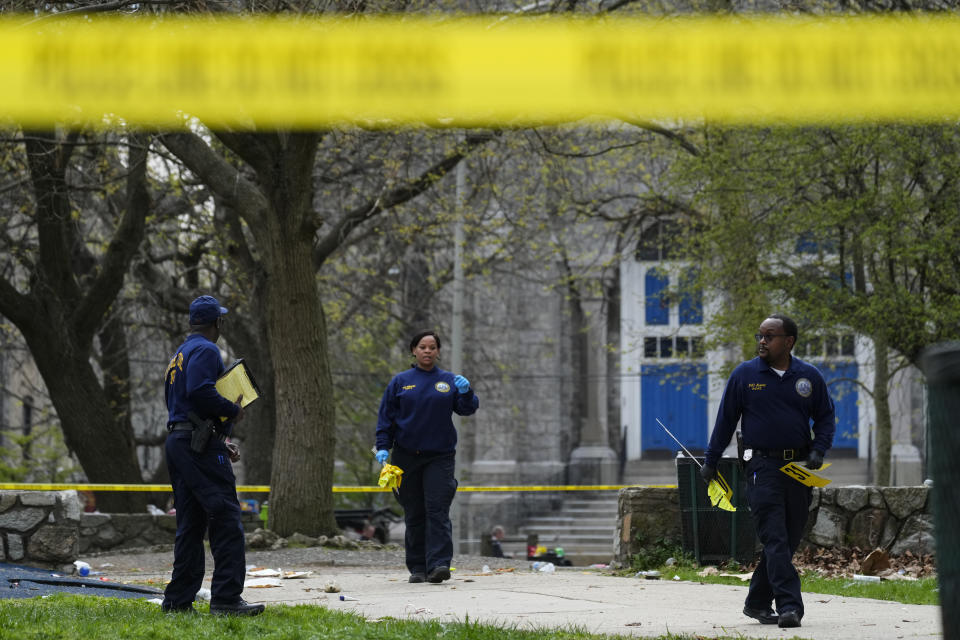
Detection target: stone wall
<box><xmin>614</xmin><ymin>485</ymin><xmax>935</xmax><ymax>567</ymax></box>
<box><xmin>807</xmin><ymin>486</ymin><xmax>933</xmax><ymax>556</ymax></box>
<box><xmin>80</xmin><ymin>511</ymin><xmax>263</xmax><ymax>555</ymax></box>
<box><xmin>0</xmin><ymin>490</ymin><xmax>81</xmax><ymax>567</ymax></box>
<box><xmin>1</xmin><ymin>490</ymin><xmax>263</xmax><ymax>568</ymax></box>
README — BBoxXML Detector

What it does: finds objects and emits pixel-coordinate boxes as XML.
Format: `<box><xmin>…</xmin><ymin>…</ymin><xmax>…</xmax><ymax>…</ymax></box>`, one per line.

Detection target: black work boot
<box><xmin>778</xmin><ymin>610</ymin><xmax>802</xmax><ymax>628</ymax></box>
<box><xmin>426</xmin><ymin>566</ymin><xmax>451</xmax><ymax>583</ymax></box>
<box><xmin>210</xmin><ymin>599</ymin><xmax>265</xmax><ymax>616</ymax></box>
<box><xmin>742</xmin><ymin>606</ymin><xmax>778</xmax><ymax>624</ymax></box>
<box><xmin>161</xmin><ymin>600</ymin><xmax>197</xmax><ymax>614</ymax></box>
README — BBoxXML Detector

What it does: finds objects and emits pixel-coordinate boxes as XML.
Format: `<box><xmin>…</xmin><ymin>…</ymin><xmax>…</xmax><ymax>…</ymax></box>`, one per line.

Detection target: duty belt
<box><xmin>749</xmin><ymin>447</ymin><xmax>808</xmax><ymax>461</ymax></box>
<box><xmin>167</xmin><ymin>421</ymin><xmax>226</xmax><ymax>442</ymax></box>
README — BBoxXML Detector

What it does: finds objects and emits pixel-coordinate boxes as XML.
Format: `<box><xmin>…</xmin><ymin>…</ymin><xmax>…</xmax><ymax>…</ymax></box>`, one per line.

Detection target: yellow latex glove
<box><xmin>378</xmin><ymin>463</ymin><xmax>404</xmax><ymax>489</ymax></box>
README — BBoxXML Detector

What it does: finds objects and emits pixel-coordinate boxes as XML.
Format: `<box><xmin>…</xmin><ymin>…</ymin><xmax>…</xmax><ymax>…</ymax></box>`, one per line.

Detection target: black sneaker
<box><xmin>210</xmin><ymin>599</ymin><xmax>265</xmax><ymax>616</ymax></box>
<box><xmin>778</xmin><ymin>610</ymin><xmax>802</xmax><ymax>628</ymax></box>
<box><xmin>743</xmin><ymin>606</ymin><xmax>778</xmax><ymax>624</ymax></box>
<box><xmin>426</xmin><ymin>566</ymin><xmax>451</xmax><ymax>583</ymax></box>
<box><xmin>409</xmin><ymin>572</ymin><xmax>426</xmax><ymax>583</ymax></box>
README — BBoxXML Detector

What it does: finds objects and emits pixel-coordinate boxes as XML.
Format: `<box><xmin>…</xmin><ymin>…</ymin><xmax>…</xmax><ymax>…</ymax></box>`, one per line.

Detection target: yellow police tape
<box><xmin>3</xmin><ymin>14</ymin><xmax>960</xmax><ymax>127</ymax></box>
<box><xmin>0</xmin><ymin>482</ymin><xmax>675</xmax><ymax>493</ymax></box>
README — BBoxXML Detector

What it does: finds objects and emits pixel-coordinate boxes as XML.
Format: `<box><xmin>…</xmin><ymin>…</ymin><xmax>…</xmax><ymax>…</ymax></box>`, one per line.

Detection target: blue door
<box><xmin>641</xmin><ymin>363</ymin><xmax>708</xmax><ymax>452</ymax></box>
<box><xmin>811</xmin><ymin>361</ymin><xmax>859</xmax><ymax>450</ymax></box>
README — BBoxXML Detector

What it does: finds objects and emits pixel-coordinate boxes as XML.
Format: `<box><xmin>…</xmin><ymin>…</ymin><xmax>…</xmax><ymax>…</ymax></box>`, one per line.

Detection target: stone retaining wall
<box><xmin>0</xmin><ymin>490</ymin><xmax>81</xmax><ymax>566</ymax></box>
<box><xmin>614</xmin><ymin>485</ymin><xmax>935</xmax><ymax>567</ymax></box>
<box><xmin>80</xmin><ymin>511</ymin><xmax>262</xmax><ymax>555</ymax></box>
<box><xmin>1</xmin><ymin>489</ymin><xmax>262</xmax><ymax>568</ymax></box>
<box><xmin>4</xmin><ymin>487</ymin><xmax>937</xmax><ymax>570</ymax></box>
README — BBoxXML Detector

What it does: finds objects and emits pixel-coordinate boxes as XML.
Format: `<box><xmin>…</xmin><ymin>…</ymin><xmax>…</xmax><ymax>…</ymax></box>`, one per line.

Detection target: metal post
<box><xmin>920</xmin><ymin>342</ymin><xmax>960</xmax><ymax>640</ymax></box>
<box><xmin>730</xmin><ymin>463</ymin><xmax>739</xmax><ymax>563</ymax></box>
<box><xmin>689</xmin><ymin>461</ymin><xmax>701</xmax><ymax>565</ymax></box>
<box><xmin>450</xmin><ymin>132</ymin><xmax>466</xmax><ymax>554</ymax></box>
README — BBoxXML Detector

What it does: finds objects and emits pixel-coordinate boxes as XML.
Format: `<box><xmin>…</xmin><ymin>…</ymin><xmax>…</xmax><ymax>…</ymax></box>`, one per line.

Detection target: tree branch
<box><xmin>313</xmin><ymin>131</ymin><xmax>494</xmax><ymax>266</ymax></box>
<box><xmin>75</xmin><ymin>133</ymin><xmax>152</xmax><ymax>344</ymax></box>
<box><xmin>622</xmin><ymin>119</ymin><xmax>702</xmax><ymax>157</ymax></box>
<box><xmin>23</xmin><ymin>130</ymin><xmax>82</xmax><ymax>307</ymax></box>
<box><xmin>159</xmin><ymin>132</ymin><xmax>268</xmax><ymax>227</ymax></box>
<box><xmin>210</xmin><ymin>131</ymin><xmax>279</xmax><ymax>178</ymax></box>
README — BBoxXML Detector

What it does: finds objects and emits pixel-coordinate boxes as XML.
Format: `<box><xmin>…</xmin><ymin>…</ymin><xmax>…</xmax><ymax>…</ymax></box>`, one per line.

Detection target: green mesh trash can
<box><xmin>677</xmin><ymin>456</ymin><xmax>757</xmax><ymax>565</ymax></box>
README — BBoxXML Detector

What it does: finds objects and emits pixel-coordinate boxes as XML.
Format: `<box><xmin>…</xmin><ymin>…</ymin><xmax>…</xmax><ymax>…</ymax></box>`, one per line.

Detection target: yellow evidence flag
<box><xmin>378</xmin><ymin>463</ymin><xmax>404</xmax><ymax>490</ymax></box>
<box><xmin>779</xmin><ymin>461</ymin><xmax>832</xmax><ymax>487</ymax></box>
<box><xmin>708</xmin><ymin>473</ymin><xmax>736</xmax><ymax>512</ymax></box>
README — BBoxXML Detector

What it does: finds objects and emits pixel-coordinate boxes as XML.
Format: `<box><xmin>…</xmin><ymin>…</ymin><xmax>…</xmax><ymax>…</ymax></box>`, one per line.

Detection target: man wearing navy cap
<box><xmin>161</xmin><ymin>295</ymin><xmax>263</xmax><ymax>616</ymax></box>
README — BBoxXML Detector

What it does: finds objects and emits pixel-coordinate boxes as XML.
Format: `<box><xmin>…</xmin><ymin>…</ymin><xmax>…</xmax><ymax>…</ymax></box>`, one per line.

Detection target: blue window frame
<box><xmin>645</xmin><ymin>270</ymin><xmax>669</xmax><ymax>325</ymax></box>
<box><xmin>679</xmin><ymin>268</ymin><xmax>702</xmax><ymax>325</ymax></box>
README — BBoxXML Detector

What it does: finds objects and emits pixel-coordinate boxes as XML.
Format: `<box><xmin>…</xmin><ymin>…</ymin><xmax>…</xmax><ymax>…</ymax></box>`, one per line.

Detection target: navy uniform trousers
<box><xmin>392</xmin><ymin>447</ymin><xmax>458</xmax><ymax>575</ymax></box>
<box><xmin>163</xmin><ymin>432</ymin><xmax>246</xmax><ymax>607</ymax></box>
<box><xmin>744</xmin><ymin>455</ymin><xmax>812</xmax><ymax>618</ymax></box>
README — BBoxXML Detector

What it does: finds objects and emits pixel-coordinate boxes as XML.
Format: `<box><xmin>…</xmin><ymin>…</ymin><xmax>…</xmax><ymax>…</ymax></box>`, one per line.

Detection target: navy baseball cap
<box><xmin>189</xmin><ymin>295</ymin><xmax>228</xmax><ymax>325</ymax></box>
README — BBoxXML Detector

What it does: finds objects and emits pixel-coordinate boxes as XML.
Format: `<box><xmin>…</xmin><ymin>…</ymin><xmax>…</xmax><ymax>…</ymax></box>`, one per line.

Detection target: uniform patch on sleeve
<box><xmin>795</xmin><ymin>377</ymin><xmax>812</xmax><ymax>397</ymax></box>
<box><xmin>435</xmin><ymin>381</ymin><xmax>451</xmax><ymax>393</ymax></box>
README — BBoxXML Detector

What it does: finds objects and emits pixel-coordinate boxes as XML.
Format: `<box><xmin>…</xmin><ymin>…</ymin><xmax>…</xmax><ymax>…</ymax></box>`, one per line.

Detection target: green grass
<box><xmin>655</xmin><ymin>566</ymin><xmax>939</xmax><ymax>605</ymax></box>
<box><xmin>0</xmin><ymin>595</ymin><xmax>725</xmax><ymax>640</ymax></box>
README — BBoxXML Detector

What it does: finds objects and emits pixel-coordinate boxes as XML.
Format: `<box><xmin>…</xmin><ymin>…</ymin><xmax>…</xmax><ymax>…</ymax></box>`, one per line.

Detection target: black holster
<box><xmin>736</xmin><ymin>431</ymin><xmax>745</xmax><ymax>471</ymax></box>
<box><xmin>187</xmin><ymin>411</ymin><xmax>215</xmax><ymax>453</ymax></box>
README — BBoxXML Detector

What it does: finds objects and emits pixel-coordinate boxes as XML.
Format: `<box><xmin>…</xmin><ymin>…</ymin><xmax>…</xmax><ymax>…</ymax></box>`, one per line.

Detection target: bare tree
<box><xmin>0</xmin><ymin>130</ymin><xmax>151</xmax><ymax>511</ymax></box>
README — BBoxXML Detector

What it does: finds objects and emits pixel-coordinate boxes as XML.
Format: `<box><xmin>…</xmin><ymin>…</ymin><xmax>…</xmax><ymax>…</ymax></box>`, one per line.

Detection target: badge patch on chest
<box><xmin>435</xmin><ymin>381</ymin><xmax>451</xmax><ymax>393</ymax></box>
<box><xmin>795</xmin><ymin>377</ymin><xmax>812</xmax><ymax>397</ymax></box>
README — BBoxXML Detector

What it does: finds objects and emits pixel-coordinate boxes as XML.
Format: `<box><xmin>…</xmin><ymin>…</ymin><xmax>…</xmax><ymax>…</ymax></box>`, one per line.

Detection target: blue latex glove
<box><xmin>454</xmin><ymin>374</ymin><xmax>470</xmax><ymax>393</ymax></box>
<box><xmin>375</xmin><ymin>449</ymin><xmax>389</xmax><ymax>464</ymax></box>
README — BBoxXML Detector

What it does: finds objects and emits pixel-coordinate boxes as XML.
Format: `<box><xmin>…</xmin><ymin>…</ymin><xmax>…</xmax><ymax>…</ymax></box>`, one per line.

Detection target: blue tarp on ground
<box><xmin>0</xmin><ymin>562</ymin><xmax>162</xmax><ymax>600</ymax></box>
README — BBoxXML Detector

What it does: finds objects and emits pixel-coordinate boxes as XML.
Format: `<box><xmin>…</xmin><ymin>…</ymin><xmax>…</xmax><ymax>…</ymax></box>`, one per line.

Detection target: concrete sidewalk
<box><xmin>241</xmin><ymin>567</ymin><xmax>940</xmax><ymax>639</ymax></box>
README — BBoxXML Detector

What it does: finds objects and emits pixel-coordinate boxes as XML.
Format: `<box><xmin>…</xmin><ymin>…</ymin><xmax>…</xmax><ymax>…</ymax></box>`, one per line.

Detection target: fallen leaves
<box><xmin>793</xmin><ymin>546</ymin><xmax>936</xmax><ymax>579</ymax></box>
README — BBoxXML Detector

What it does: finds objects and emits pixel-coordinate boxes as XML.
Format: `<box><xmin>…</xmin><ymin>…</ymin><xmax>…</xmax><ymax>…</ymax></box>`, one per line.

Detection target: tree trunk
<box><xmin>264</xmin><ymin>231</ymin><xmax>339</xmax><ymax>536</ymax></box>
<box><xmin>24</xmin><ymin>326</ymin><xmax>145</xmax><ymax>512</ymax></box>
<box><xmin>873</xmin><ymin>335</ymin><xmax>892</xmax><ymax>486</ymax></box>
<box><xmin>235</xmin><ymin>321</ymin><xmax>276</xmax><ymax>487</ymax></box>
<box><xmin>244</xmin><ymin>278</ymin><xmax>276</xmax><ymax>487</ymax></box>
<box><xmin>223</xmin><ymin>278</ymin><xmax>276</xmax><ymax>487</ymax></box>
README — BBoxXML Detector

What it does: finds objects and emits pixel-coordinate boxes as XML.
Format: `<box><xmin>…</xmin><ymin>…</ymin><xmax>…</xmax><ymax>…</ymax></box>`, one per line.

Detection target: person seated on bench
<box><xmin>485</xmin><ymin>525</ymin><xmax>512</xmax><ymax>558</ymax></box>
<box><xmin>360</xmin><ymin>521</ymin><xmax>377</xmax><ymax>541</ymax></box>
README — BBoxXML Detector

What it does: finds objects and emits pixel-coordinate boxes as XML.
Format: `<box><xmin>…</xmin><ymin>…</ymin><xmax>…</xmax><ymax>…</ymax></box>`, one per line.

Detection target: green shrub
<box><xmin>630</xmin><ymin>532</ymin><xmax>691</xmax><ymax>570</ymax></box>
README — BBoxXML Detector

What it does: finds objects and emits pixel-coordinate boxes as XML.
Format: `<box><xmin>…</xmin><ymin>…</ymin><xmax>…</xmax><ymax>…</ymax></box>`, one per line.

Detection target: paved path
<box><xmin>39</xmin><ymin>548</ymin><xmax>942</xmax><ymax>639</ymax></box>
<box><xmin>241</xmin><ymin>566</ymin><xmax>940</xmax><ymax>639</ymax></box>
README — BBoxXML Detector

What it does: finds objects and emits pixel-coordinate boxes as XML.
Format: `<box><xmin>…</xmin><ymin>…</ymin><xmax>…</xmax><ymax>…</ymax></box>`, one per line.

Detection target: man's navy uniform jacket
<box><xmin>705</xmin><ymin>355</ymin><xmax>835</xmax><ymax>465</ymax></box>
<box><xmin>165</xmin><ymin>333</ymin><xmax>240</xmax><ymax>434</ymax></box>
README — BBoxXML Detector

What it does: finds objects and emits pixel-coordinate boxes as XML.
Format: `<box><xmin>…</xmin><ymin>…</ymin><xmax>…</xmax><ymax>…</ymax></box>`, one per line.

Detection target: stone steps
<box><xmin>516</xmin><ymin>493</ymin><xmax>620</xmax><ymax>565</ymax></box>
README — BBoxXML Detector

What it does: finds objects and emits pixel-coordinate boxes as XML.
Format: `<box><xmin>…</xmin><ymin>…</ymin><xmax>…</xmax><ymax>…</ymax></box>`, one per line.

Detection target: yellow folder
<box><xmin>216</xmin><ymin>359</ymin><xmax>261</xmax><ymax>408</ymax></box>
